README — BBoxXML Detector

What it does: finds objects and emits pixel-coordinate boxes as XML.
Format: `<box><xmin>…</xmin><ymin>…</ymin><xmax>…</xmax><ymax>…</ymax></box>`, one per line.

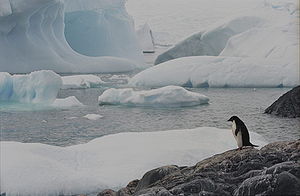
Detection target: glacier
<box><xmin>0</xmin><ymin>127</ymin><xmax>267</xmax><ymax>196</ymax></box>
<box><xmin>0</xmin><ymin>0</ymin><xmax>143</xmax><ymax>73</ymax></box>
<box><xmin>98</xmin><ymin>86</ymin><xmax>209</xmax><ymax>107</ymax></box>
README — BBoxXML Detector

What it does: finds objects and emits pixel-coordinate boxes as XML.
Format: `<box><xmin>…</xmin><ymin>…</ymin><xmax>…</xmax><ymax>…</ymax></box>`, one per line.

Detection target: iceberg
<box><xmin>64</xmin><ymin>0</ymin><xmax>143</xmax><ymax>61</ymax></box>
<box><xmin>136</xmin><ymin>23</ymin><xmax>155</xmax><ymax>53</ymax></box>
<box><xmin>98</xmin><ymin>86</ymin><xmax>209</xmax><ymax>107</ymax></box>
<box><xmin>0</xmin><ymin>70</ymin><xmax>62</xmax><ymax>103</ymax></box>
<box><xmin>0</xmin><ymin>127</ymin><xmax>267</xmax><ymax>196</ymax></box>
<box><xmin>129</xmin><ymin>56</ymin><xmax>299</xmax><ymax>88</ymax></box>
<box><xmin>61</xmin><ymin>75</ymin><xmax>105</xmax><ymax>89</ymax></box>
<box><xmin>0</xmin><ymin>0</ymin><xmax>143</xmax><ymax>74</ymax></box>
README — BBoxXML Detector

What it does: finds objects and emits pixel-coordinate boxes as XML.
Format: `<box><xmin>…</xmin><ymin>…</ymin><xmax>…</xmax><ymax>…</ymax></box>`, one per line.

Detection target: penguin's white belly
<box><xmin>232</xmin><ymin>121</ymin><xmax>243</xmax><ymax>148</ymax></box>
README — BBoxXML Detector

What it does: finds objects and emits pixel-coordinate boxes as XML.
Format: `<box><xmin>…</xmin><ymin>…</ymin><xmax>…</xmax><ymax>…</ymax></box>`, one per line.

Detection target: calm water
<box><xmin>1</xmin><ymin>79</ymin><xmax>299</xmax><ymax>146</ymax></box>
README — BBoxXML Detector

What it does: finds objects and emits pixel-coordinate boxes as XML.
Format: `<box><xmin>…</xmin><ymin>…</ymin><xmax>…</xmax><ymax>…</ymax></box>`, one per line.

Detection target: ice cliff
<box><xmin>0</xmin><ymin>0</ymin><xmax>143</xmax><ymax>73</ymax></box>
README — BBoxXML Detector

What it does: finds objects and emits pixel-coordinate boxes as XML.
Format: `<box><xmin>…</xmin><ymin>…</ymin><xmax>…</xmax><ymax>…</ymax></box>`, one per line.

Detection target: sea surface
<box><xmin>1</xmin><ymin>75</ymin><xmax>299</xmax><ymax>146</ymax></box>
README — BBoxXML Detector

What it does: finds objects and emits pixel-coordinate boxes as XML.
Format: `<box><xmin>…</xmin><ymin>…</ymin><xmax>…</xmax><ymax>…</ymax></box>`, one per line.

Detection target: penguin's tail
<box><xmin>250</xmin><ymin>143</ymin><xmax>259</xmax><ymax>147</ymax></box>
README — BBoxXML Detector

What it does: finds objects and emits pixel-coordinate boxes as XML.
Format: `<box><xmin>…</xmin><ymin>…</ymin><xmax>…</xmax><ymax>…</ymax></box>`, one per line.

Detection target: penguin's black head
<box><xmin>227</xmin><ymin>116</ymin><xmax>239</xmax><ymax>122</ymax></box>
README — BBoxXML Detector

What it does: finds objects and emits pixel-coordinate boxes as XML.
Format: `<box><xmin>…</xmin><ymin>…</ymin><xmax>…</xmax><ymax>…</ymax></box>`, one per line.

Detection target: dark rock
<box><xmin>135</xmin><ymin>165</ymin><xmax>180</xmax><ymax>192</ymax></box>
<box><xmin>97</xmin><ymin>189</ymin><xmax>117</xmax><ymax>196</ymax></box>
<box><xmin>265</xmin><ymin>86</ymin><xmax>300</xmax><ymax>118</ymax></box>
<box><xmin>114</xmin><ymin>140</ymin><xmax>300</xmax><ymax>196</ymax></box>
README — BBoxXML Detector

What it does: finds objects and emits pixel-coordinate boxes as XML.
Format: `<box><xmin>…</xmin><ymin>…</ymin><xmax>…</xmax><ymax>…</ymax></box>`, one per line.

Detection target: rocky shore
<box><xmin>98</xmin><ymin>140</ymin><xmax>300</xmax><ymax>196</ymax></box>
<box><xmin>265</xmin><ymin>86</ymin><xmax>300</xmax><ymax>118</ymax></box>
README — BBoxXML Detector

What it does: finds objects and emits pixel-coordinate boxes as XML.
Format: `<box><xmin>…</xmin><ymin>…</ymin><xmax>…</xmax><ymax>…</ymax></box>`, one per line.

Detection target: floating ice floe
<box><xmin>83</xmin><ymin>114</ymin><xmax>103</xmax><ymax>120</ymax></box>
<box><xmin>61</xmin><ymin>75</ymin><xmax>105</xmax><ymax>89</ymax></box>
<box><xmin>98</xmin><ymin>86</ymin><xmax>209</xmax><ymax>107</ymax></box>
<box><xmin>52</xmin><ymin>96</ymin><xmax>84</xmax><ymax>108</ymax></box>
<box><xmin>129</xmin><ymin>56</ymin><xmax>299</xmax><ymax>88</ymax></box>
<box><xmin>0</xmin><ymin>0</ymin><xmax>143</xmax><ymax>73</ymax></box>
<box><xmin>0</xmin><ymin>70</ymin><xmax>62</xmax><ymax>103</ymax></box>
<box><xmin>0</xmin><ymin>127</ymin><xmax>267</xmax><ymax>196</ymax></box>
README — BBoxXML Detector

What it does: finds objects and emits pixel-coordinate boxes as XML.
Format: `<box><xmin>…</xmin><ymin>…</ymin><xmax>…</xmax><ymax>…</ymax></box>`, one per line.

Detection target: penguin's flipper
<box><xmin>235</xmin><ymin>128</ymin><xmax>240</xmax><ymax>136</ymax></box>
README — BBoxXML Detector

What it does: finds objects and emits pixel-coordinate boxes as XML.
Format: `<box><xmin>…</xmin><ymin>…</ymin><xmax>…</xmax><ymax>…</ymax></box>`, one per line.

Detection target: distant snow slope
<box><xmin>0</xmin><ymin>0</ymin><xmax>143</xmax><ymax>73</ymax></box>
<box><xmin>129</xmin><ymin>56</ymin><xmax>298</xmax><ymax>88</ymax></box>
<box><xmin>155</xmin><ymin>1</ymin><xmax>299</xmax><ymax>64</ymax></box>
<box><xmin>98</xmin><ymin>86</ymin><xmax>209</xmax><ymax>107</ymax></box>
<box><xmin>0</xmin><ymin>127</ymin><xmax>267</xmax><ymax>196</ymax></box>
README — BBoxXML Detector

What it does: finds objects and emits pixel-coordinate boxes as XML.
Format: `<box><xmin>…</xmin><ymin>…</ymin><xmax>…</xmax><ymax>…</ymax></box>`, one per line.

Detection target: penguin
<box><xmin>227</xmin><ymin>116</ymin><xmax>258</xmax><ymax>150</ymax></box>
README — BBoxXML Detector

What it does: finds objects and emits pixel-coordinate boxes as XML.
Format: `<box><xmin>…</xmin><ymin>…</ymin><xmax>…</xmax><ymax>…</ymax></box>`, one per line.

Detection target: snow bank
<box><xmin>0</xmin><ymin>71</ymin><xmax>62</xmax><ymax>103</ymax></box>
<box><xmin>52</xmin><ymin>96</ymin><xmax>83</xmax><ymax>107</ymax></box>
<box><xmin>83</xmin><ymin>114</ymin><xmax>103</xmax><ymax>120</ymax></box>
<box><xmin>0</xmin><ymin>0</ymin><xmax>142</xmax><ymax>73</ymax></box>
<box><xmin>155</xmin><ymin>16</ymin><xmax>263</xmax><ymax>64</ymax></box>
<box><xmin>129</xmin><ymin>56</ymin><xmax>299</xmax><ymax>88</ymax></box>
<box><xmin>136</xmin><ymin>23</ymin><xmax>155</xmax><ymax>53</ymax></box>
<box><xmin>98</xmin><ymin>86</ymin><xmax>209</xmax><ymax>107</ymax></box>
<box><xmin>0</xmin><ymin>127</ymin><xmax>267</xmax><ymax>195</ymax></box>
<box><xmin>61</xmin><ymin>75</ymin><xmax>105</xmax><ymax>89</ymax></box>
<box><xmin>64</xmin><ymin>0</ymin><xmax>143</xmax><ymax>61</ymax></box>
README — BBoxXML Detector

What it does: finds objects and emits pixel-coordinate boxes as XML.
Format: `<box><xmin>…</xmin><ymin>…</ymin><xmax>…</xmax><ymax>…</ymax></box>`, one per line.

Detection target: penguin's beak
<box><xmin>227</xmin><ymin>119</ymin><xmax>231</xmax><ymax>122</ymax></box>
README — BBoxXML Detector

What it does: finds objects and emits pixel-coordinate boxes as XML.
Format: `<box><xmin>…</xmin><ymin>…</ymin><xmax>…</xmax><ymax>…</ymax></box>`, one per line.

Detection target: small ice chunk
<box><xmin>98</xmin><ymin>86</ymin><xmax>209</xmax><ymax>107</ymax></box>
<box><xmin>52</xmin><ymin>96</ymin><xmax>83</xmax><ymax>107</ymax></box>
<box><xmin>83</xmin><ymin>114</ymin><xmax>103</xmax><ymax>120</ymax></box>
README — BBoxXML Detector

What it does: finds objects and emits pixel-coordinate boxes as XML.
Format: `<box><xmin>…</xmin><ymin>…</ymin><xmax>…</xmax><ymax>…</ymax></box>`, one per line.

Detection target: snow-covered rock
<box><xmin>130</xmin><ymin>56</ymin><xmax>299</xmax><ymax>88</ymax></box>
<box><xmin>155</xmin><ymin>16</ymin><xmax>263</xmax><ymax>65</ymax></box>
<box><xmin>98</xmin><ymin>86</ymin><xmax>209</xmax><ymax>107</ymax></box>
<box><xmin>136</xmin><ymin>23</ymin><xmax>155</xmax><ymax>53</ymax></box>
<box><xmin>61</xmin><ymin>75</ymin><xmax>105</xmax><ymax>89</ymax></box>
<box><xmin>52</xmin><ymin>96</ymin><xmax>83</xmax><ymax>107</ymax></box>
<box><xmin>64</xmin><ymin>0</ymin><xmax>143</xmax><ymax>61</ymax></box>
<box><xmin>83</xmin><ymin>114</ymin><xmax>103</xmax><ymax>120</ymax></box>
<box><xmin>0</xmin><ymin>127</ymin><xmax>267</xmax><ymax>196</ymax></box>
<box><xmin>0</xmin><ymin>71</ymin><xmax>62</xmax><ymax>103</ymax></box>
<box><xmin>0</xmin><ymin>0</ymin><xmax>142</xmax><ymax>73</ymax></box>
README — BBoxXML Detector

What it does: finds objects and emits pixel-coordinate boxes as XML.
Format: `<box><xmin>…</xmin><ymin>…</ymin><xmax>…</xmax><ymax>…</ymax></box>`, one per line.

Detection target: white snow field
<box><xmin>98</xmin><ymin>86</ymin><xmax>209</xmax><ymax>107</ymax></box>
<box><xmin>0</xmin><ymin>127</ymin><xmax>267</xmax><ymax>196</ymax></box>
<box><xmin>0</xmin><ymin>70</ymin><xmax>62</xmax><ymax>103</ymax></box>
<box><xmin>0</xmin><ymin>0</ymin><xmax>143</xmax><ymax>74</ymax></box>
<box><xmin>129</xmin><ymin>56</ymin><xmax>298</xmax><ymax>88</ymax></box>
<box><xmin>136</xmin><ymin>23</ymin><xmax>155</xmax><ymax>53</ymax></box>
<box><xmin>61</xmin><ymin>75</ymin><xmax>105</xmax><ymax>89</ymax></box>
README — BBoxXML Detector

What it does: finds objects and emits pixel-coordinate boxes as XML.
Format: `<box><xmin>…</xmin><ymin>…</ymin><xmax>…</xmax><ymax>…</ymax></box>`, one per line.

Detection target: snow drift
<box><xmin>98</xmin><ymin>86</ymin><xmax>209</xmax><ymax>107</ymax></box>
<box><xmin>129</xmin><ymin>56</ymin><xmax>299</xmax><ymax>88</ymax></box>
<box><xmin>0</xmin><ymin>0</ymin><xmax>142</xmax><ymax>73</ymax></box>
<box><xmin>0</xmin><ymin>127</ymin><xmax>267</xmax><ymax>196</ymax></box>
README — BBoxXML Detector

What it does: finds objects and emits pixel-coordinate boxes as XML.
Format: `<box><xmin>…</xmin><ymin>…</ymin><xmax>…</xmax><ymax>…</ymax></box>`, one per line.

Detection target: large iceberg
<box><xmin>64</xmin><ymin>0</ymin><xmax>143</xmax><ymax>61</ymax></box>
<box><xmin>0</xmin><ymin>127</ymin><xmax>267</xmax><ymax>195</ymax></box>
<box><xmin>0</xmin><ymin>0</ymin><xmax>143</xmax><ymax>73</ymax></box>
<box><xmin>136</xmin><ymin>23</ymin><xmax>155</xmax><ymax>53</ymax></box>
<box><xmin>129</xmin><ymin>56</ymin><xmax>299</xmax><ymax>88</ymax></box>
<box><xmin>98</xmin><ymin>86</ymin><xmax>209</xmax><ymax>107</ymax></box>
